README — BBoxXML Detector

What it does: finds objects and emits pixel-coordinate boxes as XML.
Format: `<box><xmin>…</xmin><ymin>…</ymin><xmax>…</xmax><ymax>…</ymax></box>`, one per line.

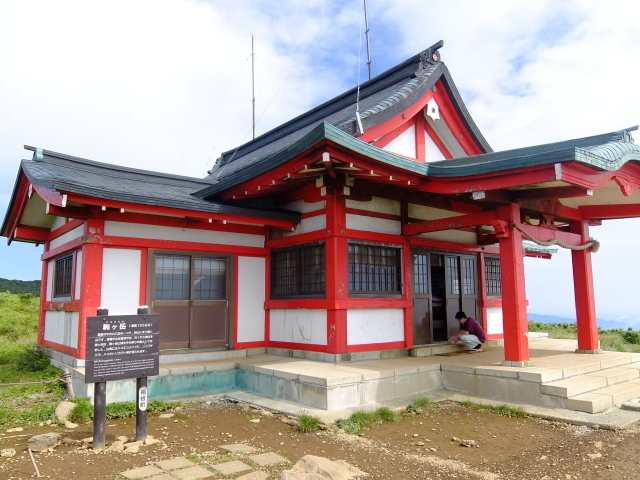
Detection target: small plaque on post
<box><xmin>85</xmin><ymin>314</ymin><xmax>160</xmax><ymax>383</ymax></box>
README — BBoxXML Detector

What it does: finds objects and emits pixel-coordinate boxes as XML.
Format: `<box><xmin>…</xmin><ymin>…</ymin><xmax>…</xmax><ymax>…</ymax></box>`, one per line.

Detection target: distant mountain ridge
<box><xmin>528</xmin><ymin>312</ymin><xmax>636</xmax><ymax>331</ymax></box>
<box><xmin>0</xmin><ymin>278</ymin><xmax>40</xmax><ymax>296</ymax></box>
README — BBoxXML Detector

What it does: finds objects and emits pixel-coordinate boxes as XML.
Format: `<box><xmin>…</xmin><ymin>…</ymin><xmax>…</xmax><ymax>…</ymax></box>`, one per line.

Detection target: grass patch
<box><xmin>460</xmin><ymin>401</ymin><xmax>529</xmax><ymax>418</ymax></box>
<box><xmin>337</xmin><ymin>408</ymin><xmax>400</xmax><ymax>435</ymax></box>
<box><xmin>528</xmin><ymin>321</ymin><xmax>640</xmax><ymax>353</ymax></box>
<box><xmin>68</xmin><ymin>397</ymin><xmax>181</xmax><ymax>423</ymax></box>
<box><xmin>297</xmin><ymin>412</ymin><xmax>321</xmax><ymax>433</ymax></box>
<box><xmin>407</xmin><ymin>397</ymin><xmax>433</xmax><ymax>414</ymax></box>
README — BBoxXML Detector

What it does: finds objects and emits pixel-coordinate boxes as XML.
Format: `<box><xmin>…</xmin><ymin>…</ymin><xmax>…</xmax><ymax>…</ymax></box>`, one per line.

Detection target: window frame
<box><xmin>270</xmin><ymin>241</ymin><xmax>326</xmax><ymax>299</ymax></box>
<box><xmin>484</xmin><ymin>255</ymin><xmax>502</xmax><ymax>297</ymax></box>
<box><xmin>53</xmin><ymin>253</ymin><xmax>74</xmax><ymax>300</ymax></box>
<box><xmin>348</xmin><ymin>241</ymin><xmax>403</xmax><ymax>298</ymax></box>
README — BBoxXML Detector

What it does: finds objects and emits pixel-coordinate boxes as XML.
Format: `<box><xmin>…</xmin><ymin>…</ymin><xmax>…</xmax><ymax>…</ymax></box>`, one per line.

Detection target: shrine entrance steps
<box><xmin>45</xmin><ymin>338</ymin><xmax>640</xmax><ymax>417</ymax></box>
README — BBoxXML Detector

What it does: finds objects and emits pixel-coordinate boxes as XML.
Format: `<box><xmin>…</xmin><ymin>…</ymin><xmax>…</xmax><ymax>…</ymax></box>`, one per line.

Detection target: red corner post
<box><xmin>570</xmin><ymin>220</ymin><xmax>600</xmax><ymax>352</ymax></box>
<box><xmin>497</xmin><ymin>204</ymin><xmax>531</xmax><ymax>366</ymax></box>
<box><xmin>325</xmin><ymin>193</ymin><xmax>348</xmax><ymax>354</ymax></box>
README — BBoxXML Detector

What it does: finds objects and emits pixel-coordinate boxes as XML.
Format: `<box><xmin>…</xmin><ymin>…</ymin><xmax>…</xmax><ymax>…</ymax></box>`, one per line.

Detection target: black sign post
<box><xmin>85</xmin><ymin>308</ymin><xmax>159</xmax><ymax>449</ymax></box>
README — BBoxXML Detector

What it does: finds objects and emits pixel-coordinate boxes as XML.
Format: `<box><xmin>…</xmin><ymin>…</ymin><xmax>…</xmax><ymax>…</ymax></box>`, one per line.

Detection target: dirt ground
<box><xmin>1</xmin><ymin>399</ymin><xmax>640</xmax><ymax>480</ymax></box>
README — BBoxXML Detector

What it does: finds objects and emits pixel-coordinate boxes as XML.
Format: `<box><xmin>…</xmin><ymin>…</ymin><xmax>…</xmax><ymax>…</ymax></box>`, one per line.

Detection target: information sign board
<box><xmin>85</xmin><ymin>314</ymin><xmax>160</xmax><ymax>383</ymax></box>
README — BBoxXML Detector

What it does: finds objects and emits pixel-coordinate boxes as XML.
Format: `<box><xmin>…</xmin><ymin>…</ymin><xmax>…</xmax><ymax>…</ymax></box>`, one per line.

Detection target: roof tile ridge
<box><xmin>32</xmin><ymin>148</ymin><xmax>211</xmax><ymax>185</ymax></box>
<box><xmin>338</xmin><ymin>63</ymin><xmax>439</xmax><ymax>127</ymax></box>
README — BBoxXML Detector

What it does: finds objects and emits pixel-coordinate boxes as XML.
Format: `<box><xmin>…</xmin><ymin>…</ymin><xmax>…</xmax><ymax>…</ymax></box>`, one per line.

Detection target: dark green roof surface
<box><xmin>195</xmin><ymin>122</ymin><xmax>640</xmax><ymax>198</ymax></box>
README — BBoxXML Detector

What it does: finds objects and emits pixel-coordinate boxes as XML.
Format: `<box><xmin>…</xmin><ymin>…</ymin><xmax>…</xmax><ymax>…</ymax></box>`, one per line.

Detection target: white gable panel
<box><xmin>425</xmin><ymin>130</ymin><xmax>446</xmax><ymax>162</ymax></box>
<box><xmin>425</xmin><ymin>115</ymin><xmax>467</xmax><ymax>158</ymax></box>
<box><xmin>382</xmin><ymin>124</ymin><xmax>416</xmax><ymax>158</ymax></box>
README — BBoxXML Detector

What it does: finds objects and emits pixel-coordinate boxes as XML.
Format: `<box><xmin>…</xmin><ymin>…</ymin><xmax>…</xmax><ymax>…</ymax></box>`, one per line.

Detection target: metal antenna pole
<box><xmin>251</xmin><ymin>34</ymin><xmax>256</xmax><ymax>139</ymax></box>
<box><xmin>363</xmin><ymin>0</ymin><xmax>372</xmax><ymax>80</ymax></box>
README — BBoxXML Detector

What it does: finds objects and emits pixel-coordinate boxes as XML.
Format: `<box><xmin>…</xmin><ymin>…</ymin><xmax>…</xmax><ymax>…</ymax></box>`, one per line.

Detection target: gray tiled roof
<box><xmin>204</xmin><ymin>41</ymin><xmax>492</xmax><ymax>185</ymax></box>
<box><xmin>13</xmin><ymin>148</ymin><xmax>301</xmax><ymax>223</ymax></box>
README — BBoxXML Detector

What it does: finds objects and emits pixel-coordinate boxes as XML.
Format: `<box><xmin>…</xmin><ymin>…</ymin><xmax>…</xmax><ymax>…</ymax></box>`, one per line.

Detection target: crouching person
<box><xmin>447</xmin><ymin>311</ymin><xmax>486</xmax><ymax>352</ymax></box>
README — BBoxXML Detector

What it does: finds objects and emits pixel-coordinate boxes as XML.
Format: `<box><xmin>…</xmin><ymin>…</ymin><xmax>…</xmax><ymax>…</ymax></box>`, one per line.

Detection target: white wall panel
<box><xmin>425</xmin><ymin>130</ymin><xmax>446</xmax><ymax>162</ymax></box>
<box><xmin>347</xmin><ymin>308</ymin><xmax>404</xmax><ymax>345</ymax></box>
<box><xmin>281</xmin><ymin>199</ymin><xmax>325</xmax><ymax>213</ymax></box>
<box><xmin>486</xmin><ymin>307</ymin><xmax>503</xmax><ymax>335</ymax></box>
<box><xmin>74</xmin><ymin>250</ymin><xmax>83</xmax><ymax>299</ymax></box>
<box><xmin>44</xmin><ymin>311</ymin><xmax>79</xmax><ymax>348</ymax></box>
<box><xmin>270</xmin><ymin>309</ymin><xmax>327</xmax><ymax>345</ymax></box>
<box><xmin>417</xmin><ymin>230</ymin><xmax>477</xmax><ymax>244</ymax></box>
<box><xmin>408</xmin><ymin>204</ymin><xmax>464</xmax><ymax>221</ymax></box>
<box><xmin>101</xmin><ymin>248</ymin><xmax>141</xmax><ymax>315</ymax></box>
<box><xmin>49</xmin><ymin>225</ymin><xmax>83</xmax><ymax>250</ymax></box>
<box><xmin>282</xmin><ymin>214</ymin><xmax>325</xmax><ymax>237</ymax></box>
<box><xmin>237</xmin><ymin>256</ymin><xmax>265</xmax><ymax>343</ymax></box>
<box><xmin>104</xmin><ymin>221</ymin><xmax>265</xmax><ymax>248</ymax></box>
<box><xmin>346</xmin><ymin>197</ymin><xmax>400</xmax><ymax>215</ymax></box>
<box><xmin>383</xmin><ymin>124</ymin><xmax>416</xmax><ymax>158</ymax></box>
<box><xmin>50</xmin><ymin>216</ymin><xmax>66</xmax><ymax>231</ymax></box>
<box><xmin>346</xmin><ymin>214</ymin><xmax>401</xmax><ymax>235</ymax></box>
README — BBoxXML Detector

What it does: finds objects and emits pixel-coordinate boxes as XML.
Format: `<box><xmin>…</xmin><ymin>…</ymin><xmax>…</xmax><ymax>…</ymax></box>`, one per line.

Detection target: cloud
<box><xmin>1</xmin><ymin>0</ymin><xmax>640</xmax><ymax>327</ymax></box>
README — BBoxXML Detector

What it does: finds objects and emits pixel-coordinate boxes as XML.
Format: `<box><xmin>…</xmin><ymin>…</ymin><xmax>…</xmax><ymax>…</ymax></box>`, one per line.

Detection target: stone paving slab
<box><xmin>238</xmin><ymin>472</ymin><xmax>269</xmax><ymax>480</ymax></box>
<box><xmin>147</xmin><ymin>475</ymin><xmax>176</xmax><ymax>480</ymax></box>
<box><xmin>155</xmin><ymin>457</ymin><xmax>196</xmax><ymax>470</ymax></box>
<box><xmin>218</xmin><ymin>443</ymin><xmax>259</xmax><ymax>454</ymax></box>
<box><xmin>248</xmin><ymin>452</ymin><xmax>289</xmax><ymax>467</ymax></box>
<box><xmin>171</xmin><ymin>466</ymin><xmax>215</xmax><ymax>480</ymax></box>
<box><xmin>213</xmin><ymin>460</ymin><xmax>253</xmax><ymax>475</ymax></box>
<box><xmin>121</xmin><ymin>465</ymin><xmax>165</xmax><ymax>479</ymax></box>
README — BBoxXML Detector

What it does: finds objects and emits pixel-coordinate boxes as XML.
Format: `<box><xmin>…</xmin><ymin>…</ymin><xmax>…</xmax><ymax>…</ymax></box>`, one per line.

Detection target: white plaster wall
<box><xmin>281</xmin><ymin>199</ymin><xmax>325</xmax><ymax>213</ymax></box>
<box><xmin>49</xmin><ymin>225</ymin><xmax>83</xmax><ymax>250</ymax></box>
<box><xmin>270</xmin><ymin>309</ymin><xmax>328</xmax><ymax>345</ymax></box>
<box><xmin>101</xmin><ymin>248</ymin><xmax>141</xmax><ymax>315</ymax></box>
<box><xmin>383</xmin><ymin>124</ymin><xmax>416</xmax><ymax>158</ymax></box>
<box><xmin>46</xmin><ymin>260</ymin><xmax>54</xmax><ymax>301</ymax></box>
<box><xmin>417</xmin><ymin>230</ymin><xmax>477</xmax><ymax>244</ymax></box>
<box><xmin>237</xmin><ymin>256</ymin><xmax>265</xmax><ymax>343</ymax></box>
<box><xmin>44</xmin><ymin>311</ymin><xmax>79</xmax><ymax>348</ymax></box>
<box><xmin>50</xmin><ymin>216</ymin><xmax>66</xmax><ymax>231</ymax></box>
<box><xmin>347</xmin><ymin>308</ymin><xmax>404</xmax><ymax>345</ymax></box>
<box><xmin>425</xmin><ymin>130</ymin><xmax>446</xmax><ymax>163</ymax></box>
<box><xmin>346</xmin><ymin>214</ymin><xmax>401</xmax><ymax>235</ymax></box>
<box><xmin>346</xmin><ymin>197</ymin><xmax>400</xmax><ymax>215</ymax></box>
<box><xmin>282</xmin><ymin>214</ymin><xmax>325</xmax><ymax>237</ymax></box>
<box><xmin>104</xmin><ymin>221</ymin><xmax>265</xmax><ymax>248</ymax></box>
<box><xmin>486</xmin><ymin>307</ymin><xmax>504</xmax><ymax>335</ymax></box>
<box><xmin>74</xmin><ymin>250</ymin><xmax>83</xmax><ymax>300</ymax></box>
<box><xmin>408</xmin><ymin>204</ymin><xmax>464</xmax><ymax>221</ymax></box>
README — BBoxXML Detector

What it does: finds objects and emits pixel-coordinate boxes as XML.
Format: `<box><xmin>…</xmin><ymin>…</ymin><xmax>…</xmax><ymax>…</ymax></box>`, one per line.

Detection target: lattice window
<box><xmin>485</xmin><ymin>256</ymin><xmax>502</xmax><ymax>296</ymax></box>
<box><xmin>462</xmin><ymin>257</ymin><xmax>476</xmax><ymax>295</ymax></box>
<box><xmin>53</xmin><ymin>254</ymin><xmax>74</xmax><ymax>298</ymax></box>
<box><xmin>155</xmin><ymin>255</ymin><xmax>190</xmax><ymax>301</ymax></box>
<box><xmin>194</xmin><ymin>257</ymin><xmax>227</xmax><ymax>300</ymax></box>
<box><xmin>271</xmin><ymin>242</ymin><xmax>325</xmax><ymax>298</ymax></box>
<box><xmin>349</xmin><ymin>243</ymin><xmax>401</xmax><ymax>294</ymax></box>
<box><xmin>413</xmin><ymin>254</ymin><xmax>429</xmax><ymax>294</ymax></box>
<box><xmin>446</xmin><ymin>256</ymin><xmax>460</xmax><ymax>295</ymax></box>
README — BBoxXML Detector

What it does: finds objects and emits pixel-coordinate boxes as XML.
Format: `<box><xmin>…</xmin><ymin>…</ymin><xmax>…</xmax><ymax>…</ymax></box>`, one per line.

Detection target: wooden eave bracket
<box><xmin>403</xmin><ymin>210</ymin><xmax>499</xmax><ymax>236</ymax></box>
<box><xmin>33</xmin><ymin>184</ymin><xmax>67</xmax><ymax>207</ymax></box>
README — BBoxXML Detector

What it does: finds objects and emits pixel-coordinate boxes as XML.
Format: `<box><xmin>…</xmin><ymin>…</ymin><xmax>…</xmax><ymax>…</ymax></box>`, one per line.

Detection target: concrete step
<box><xmin>565</xmin><ymin>380</ymin><xmax>640</xmax><ymax>414</ymax></box>
<box><xmin>589</xmin><ymin>366</ymin><xmax>640</xmax><ymax>386</ymax></box>
<box><xmin>409</xmin><ymin>344</ymin><xmax>467</xmax><ymax>357</ymax></box>
<box><xmin>541</xmin><ymin>375</ymin><xmax>607</xmax><ymax>398</ymax></box>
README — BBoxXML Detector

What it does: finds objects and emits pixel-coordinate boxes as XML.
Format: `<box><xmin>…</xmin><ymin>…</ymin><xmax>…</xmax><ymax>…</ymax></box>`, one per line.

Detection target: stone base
<box><xmin>575</xmin><ymin>349</ymin><xmax>603</xmax><ymax>354</ymax></box>
<box><xmin>501</xmin><ymin>360</ymin><xmax>535</xmax><ymax>368</ymax></box>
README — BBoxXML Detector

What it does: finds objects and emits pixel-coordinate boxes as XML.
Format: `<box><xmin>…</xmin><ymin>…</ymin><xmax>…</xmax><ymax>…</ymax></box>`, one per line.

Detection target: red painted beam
<box><xmin>517</xmin><ymin>223</ymin><xmax>582</xmax><ymax>246</ymax></box>
<box><xmin>513</xmin><ymin>186</ymin><xmax>593</xmax><ymax>201</ymax></box>
<box><xmin>58</xmin><ymin>195</ymin><xmax>298</xmax><ymax>230</ymax></box>
<box><xmin>580</xmin><ymin>204</ymin><xmax>640</xmax><ymax>220</ymax></box>
<box><xmin>14</xmin><ymin>225</ymin><xmax>49</xmax><ymax>242</ymax></box>
<box><xmin>403</xmin><ymin>210</ymin><xmax>498</xmax><ymax>236</ymax></box>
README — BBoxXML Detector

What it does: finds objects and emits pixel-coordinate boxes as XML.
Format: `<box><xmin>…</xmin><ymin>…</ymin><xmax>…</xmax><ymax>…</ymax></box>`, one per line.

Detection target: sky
<box><xmin>1</xmin><ymin>0</ymin><xmax>640</xmax><ymax>325</ymax></box>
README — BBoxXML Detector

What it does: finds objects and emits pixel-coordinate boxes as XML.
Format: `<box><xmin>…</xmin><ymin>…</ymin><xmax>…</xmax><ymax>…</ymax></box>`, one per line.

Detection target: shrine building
<box><xmin>4</xmin><ymin>41</ymin><xmax>640</xmax><ymax>406</ymax></box>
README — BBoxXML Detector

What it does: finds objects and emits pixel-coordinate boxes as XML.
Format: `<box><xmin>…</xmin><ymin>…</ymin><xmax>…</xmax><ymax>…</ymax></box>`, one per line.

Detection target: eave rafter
<box><xmin>219</xmin><ymin>146</ymin><xmax>424</xmax><ymax>202</ymax></box>
<box><xmin>48</xmin><ymin>195</ymin><xmax>297</xmax><ymax>231</ymax></box>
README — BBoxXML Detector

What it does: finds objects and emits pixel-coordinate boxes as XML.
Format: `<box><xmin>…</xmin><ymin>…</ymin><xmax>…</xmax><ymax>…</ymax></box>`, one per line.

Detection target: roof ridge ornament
<box><xmin>414</xmin><ymin>40</ymin><xmax>444</xmax><ymax>77</ymax></box>
<box><xmin>611</xmin><ymin>129</ymin><xmax>636</xmax><ymax>144</ymax></box>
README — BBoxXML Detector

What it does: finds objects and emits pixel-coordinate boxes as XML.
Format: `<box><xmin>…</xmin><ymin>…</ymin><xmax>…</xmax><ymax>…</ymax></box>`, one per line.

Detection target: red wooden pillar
<box><xmin>570</xmin><ymin>220</ymin><xmax>600</xmax><ymax>352</ymax></box>
<box><xmin>497</xmin><ymin>203</ymin><xmax>532</xmax><ymax>366</ymax></box>
<box><xmin>37</xmin><ymin>242</ymin><xmax>50</xmax><ymax>347</ymax></box>
<box><xmin>78</xmin><ymin>219</ymin><xmax>104</xmax><ymax>359</ymax></box>
<box><xmin>325</xmin><ymin>193</ymin><xmax>348</xmax><ymax>354</ymax></box>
